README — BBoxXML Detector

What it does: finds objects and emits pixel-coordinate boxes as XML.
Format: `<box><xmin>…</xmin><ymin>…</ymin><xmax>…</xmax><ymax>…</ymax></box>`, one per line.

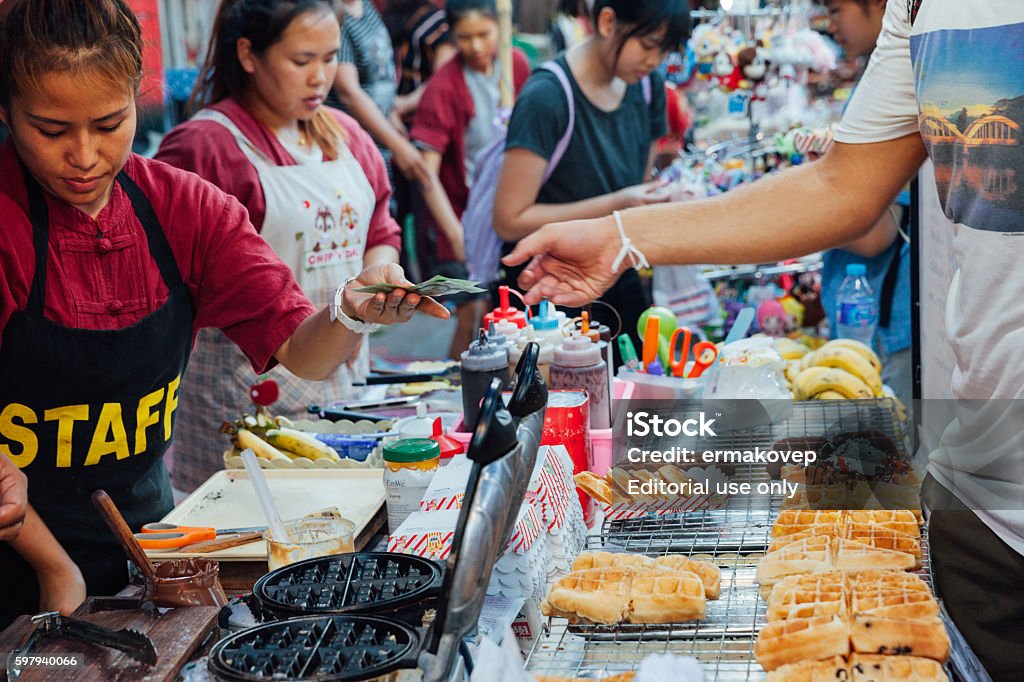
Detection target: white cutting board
<box><xmin>147</xmin><ymin>469</ymin><xmax>384</xmax><ymax>562</ymax></box>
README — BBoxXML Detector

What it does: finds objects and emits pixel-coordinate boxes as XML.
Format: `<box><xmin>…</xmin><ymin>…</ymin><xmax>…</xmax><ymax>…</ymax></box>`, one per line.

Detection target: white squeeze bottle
<box><xmin>549</xmin><ymin>333</ymin><xmax>610</xmax><ymax>429</ymax></box>
<box><xmin>508</xmin><ymin>327</ymin><xmax>555</xmax><ymax>384</ymax></box>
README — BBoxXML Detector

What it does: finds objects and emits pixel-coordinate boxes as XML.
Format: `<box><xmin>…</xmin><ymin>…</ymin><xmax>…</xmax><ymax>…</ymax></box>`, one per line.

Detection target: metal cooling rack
<box><xmin>524</xmin><ymin>400</ymin><xmax>942</xmax><ymax>681</ymax></box>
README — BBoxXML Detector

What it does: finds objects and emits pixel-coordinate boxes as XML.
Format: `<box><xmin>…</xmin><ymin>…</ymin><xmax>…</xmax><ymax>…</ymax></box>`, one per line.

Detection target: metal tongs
<box><xmin>9</xmin><ymin>611</ymin><xmax>157</xmax><ymax>680</ymax></box>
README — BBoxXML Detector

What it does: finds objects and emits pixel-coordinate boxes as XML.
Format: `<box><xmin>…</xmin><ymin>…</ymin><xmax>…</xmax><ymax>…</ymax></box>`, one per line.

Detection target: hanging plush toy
<box><xmin>757</xmin><ymin>300</ymin><xmax>788</xmax><ymax>338</ymax></box>
<box><xmin>690</xmin><ymin>24</ymin><xmax>721</xmax><ymax>79</ymax></box>
<box><xmin>712</xmin><ymin>49</ymin><xmax>743</xmax><ymax>92</ymax></box>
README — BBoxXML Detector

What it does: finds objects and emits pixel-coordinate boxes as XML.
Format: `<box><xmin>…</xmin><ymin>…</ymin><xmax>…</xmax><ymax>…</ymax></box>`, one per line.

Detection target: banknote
<box><xmin>352</xmin><ymin>275</ymin><xmax>487</xmax><ymax>297</ymax></box>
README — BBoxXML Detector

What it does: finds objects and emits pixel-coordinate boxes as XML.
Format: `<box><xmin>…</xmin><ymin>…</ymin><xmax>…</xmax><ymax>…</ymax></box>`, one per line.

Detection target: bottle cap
<box><xmin>484</xmin><ymin>321</ymin><xmax>511</xmax><ymax>351</ymax></box>
<box><xmin>395</xmin><ymin>403</ymin><xmax>435</xmax><ymax>439</ymax></box>
<box><xmin>461</xmin><ymin>329</ymin><xmax>508</xmax><ymax>372</ymax></box>
<box><xmin>529</xmin><ymin>300</ymin><xmax>560</xmax><ymax>331</ymax></box>
<box><xmin>553</xmin><ymin>334</ymin><xmax>602</xmax><ymax>368</ymax></box>
<box><xmin>846</xmin><ymin>263</ymin><xmax>867</xmax><ymax>277</ymax></box>
<box><xmin>484</xmin><ymin>285</ymin><xmax>527</xmax><ymax>329</ymax></box>
<box><xmin>383</xmin><ymin>438</ymin><xmax>440</xmax><ymax>463</ymax></box>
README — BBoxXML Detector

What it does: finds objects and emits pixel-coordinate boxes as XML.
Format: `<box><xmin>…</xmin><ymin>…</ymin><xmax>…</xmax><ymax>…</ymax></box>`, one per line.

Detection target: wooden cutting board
<box><xmin>0</xmin><ymin>599</ymin><xmax>219</xmax><ymax>682</ymax></box>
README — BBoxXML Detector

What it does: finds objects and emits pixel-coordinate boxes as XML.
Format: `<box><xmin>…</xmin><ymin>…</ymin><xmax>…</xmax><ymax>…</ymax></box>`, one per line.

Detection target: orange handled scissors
<box><xmin>135</xmin><ymin>523</ymin><xmax>266</xmax><ymax>550</ymax></box>
<box><xmin>668</xmin><ymin>327</ymin><xmax>694</xmax><ymax>377</ymax></box>
<box><xmin>687</xmin><ymin>342</ymin><xmax>719</xmax><ymax>378</ymax></box>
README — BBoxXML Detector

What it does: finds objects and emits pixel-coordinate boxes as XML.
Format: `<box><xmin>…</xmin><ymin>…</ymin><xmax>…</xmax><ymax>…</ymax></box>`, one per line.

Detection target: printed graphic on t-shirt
<box><xmin>911</xmin><ymin>23</ymin><xmax>1024</xmax><ymax>232</ymax></box>
<box><xmin>305</xmin><ymin>201</ymin><xmax>363</xmax><ymax>271</ymax></box>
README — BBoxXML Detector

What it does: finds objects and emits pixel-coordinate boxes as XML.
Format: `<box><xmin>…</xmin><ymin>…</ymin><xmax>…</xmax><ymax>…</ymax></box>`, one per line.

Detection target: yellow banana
<box><xmin>784</xmin><ymin>360</ymin><xmax>802</xmax><ymax>385</ymax></box>
<box><xmin>265</xmin><ymin>427</ymin><xmax>341</xmax><ymax>462</ymax></box>
<box><xmin>795</xmin><ymin>366</ymin><xmax>873</xmax><ymax>400</ymax></box>
<box><xmin>235</xmin><ymin>428</ymin><xmax>291</xmax><ymax>462</ymax></box>
<box><xmin>800</xmin><ymin>350</ymin><xmax>817</xmax><ymax>371</ymax></box>
<box><xmin>774</xmin><ymin>337</ymin><xmax>808</xmax><ymax>360</ymax></box>
<box><xmin>820</xmin><ymin>339</ymin><xmax>882</xmax><ymax>375</ymax></box>
<box><xmin>813</xmin><ymin>390</ymin><xmax>846</xmax><ymax>400</ymax></box>
<box><xmin>810</xmin><ymin>346</ymin><xmax>883</xmax><ymax>397</ymax></box>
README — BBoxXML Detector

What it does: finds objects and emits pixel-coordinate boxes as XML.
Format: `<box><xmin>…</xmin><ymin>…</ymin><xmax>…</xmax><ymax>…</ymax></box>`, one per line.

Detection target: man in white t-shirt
<box><xmin>503</xmin><ymin>1</ymin><xmax>1024</xmax><ymax>677</ymax></box>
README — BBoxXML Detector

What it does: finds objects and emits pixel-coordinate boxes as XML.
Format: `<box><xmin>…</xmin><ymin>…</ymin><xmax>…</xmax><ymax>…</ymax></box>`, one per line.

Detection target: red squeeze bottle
<box><xmin>484</xmin><ymin>286</ymin><xmax>528</xmax><ymax>330</ymax></box>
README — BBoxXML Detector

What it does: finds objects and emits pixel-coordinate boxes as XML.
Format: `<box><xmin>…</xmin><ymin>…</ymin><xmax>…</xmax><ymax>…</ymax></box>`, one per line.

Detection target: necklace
<box><xmin>277</xmin><ymin>124</ymin><xmax>307</xmax><ymax>147</ymax></box>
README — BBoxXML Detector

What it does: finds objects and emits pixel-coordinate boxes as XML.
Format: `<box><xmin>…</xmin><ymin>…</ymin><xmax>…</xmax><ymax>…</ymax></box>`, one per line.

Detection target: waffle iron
<box><xmin>209</xmin><ymin>345</ymin><xmax>548</xmax><ymax>682</ymax></box>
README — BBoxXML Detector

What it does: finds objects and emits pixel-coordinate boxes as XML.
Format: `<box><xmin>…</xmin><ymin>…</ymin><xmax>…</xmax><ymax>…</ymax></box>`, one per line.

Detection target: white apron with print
<box><xmin>173</xmin><ymin>109</ymin><xmax>375</xmax><ymax>491</ymax></box>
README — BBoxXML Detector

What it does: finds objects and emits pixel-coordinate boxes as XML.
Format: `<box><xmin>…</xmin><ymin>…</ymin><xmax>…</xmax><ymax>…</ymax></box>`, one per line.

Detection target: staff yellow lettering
<box><xmin>0</xmin><ymin>403</ymin><xmax>38</xmax><ymax>468</ymax></box>
<box><xmin>84</xmin><ymin>403</ymin><xmax>130</xmax><ymax>466</ymax></box>
<box><xmin>44</xmin><ymin>405</ymin><xmax>89</xmax><ymax>468</ymax></box>
<box><xmin>135</xmin><ymin>387</ymin><xmax>164</xmax><ymax>455</ymax></box>
<box><xmin>164</xmin><ymin>375</ymin><xmax>180</xmax><ymax>440</ymax></box>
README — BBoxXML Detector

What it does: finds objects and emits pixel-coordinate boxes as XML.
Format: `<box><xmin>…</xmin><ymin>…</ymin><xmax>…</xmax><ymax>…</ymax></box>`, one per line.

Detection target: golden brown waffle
<box><xmin>651</xmin><ymin>555</ymin><xmax>722</xmax><ymax>600</ymax></box>
<box><xmin>850</xmin><ymin>614</ymin><xmax>950</xmax><ymax>662</ymax></box>
<box><xmin>541</xmin><ymin>565</ymin><xmax>707</xmax><ymax>625</ymax></box>
<box><xmin>757</xmin><ymin>535</ymin><xmax>834</xmax><ymax>595</ymax></box>
<box><xmin>767</xmin><ymin>525</ymin><xmax>838</xmax><ymax>554</ymax></box>
<box><xmin>766</xmin><ymin>572</ymin><xmax>848</xmax><ymax>622</ymax></box>
<box><xmin>570</xmin><ymin>552</ymin><xmax>721</xmax><ymax>600</ymax></box>
<box><xmin>755</xmin><ymin>615</ymin><xmax>851</xmax><ymax>671</ymax></box>
<box><xmin>848</xmin><ymin>654</ymin><xmax>949</xmax><ymax>681</ymax></box>
<box><xmin>608</xmin><ymin>467</ymin><xmax>643</xmax><ymax>503</ymax></box>
<box><xmin>541</xmin><ymin>567</ymin><xmax>633</xmax><ymax>624</ymax></box>
<box><xmin>771</xmin><ymin>510</ymin><xmax>843</xmax><ymax>537</ymax></box>
<box><xmin>851</xmin><ymin>572</ymin><xmax>938</xmax><ymax>619</ymax></box>
<box><xmin>833</xmin><ymin>538</ymin><xmax>916</xmax><ymax>574</ymax></box>
<box><xmin>846</xmin><ymin>510</ymin><xmax>920</xmax><ymax>537</ymax></box>
<box><xmin>574</xmin><ymin>471</ymin><xmax>614</xmax><ymax>506</ymax></box>
<box><xmin>571</xmin><ymin>551</ymin><xmax>656</xmax><ymax>572</ymax></box>
<box><xmin>765</xmin><ymin>656</ymin><xmax>848</xmax><ymax>681</ymax></box>
<box><xmin>657</xmin><ymin>464</ymin><xmax>692</xmax><ymax>486</ymax></box>
<box><xmin>842</xmin><ymin>525</ymin><xmax>922</xmax><ymax>567</ymax></box>
<box><xmin>627</xmin><ymin>570</ymin><xmax>706</xmax><ymax>623</ymax></box>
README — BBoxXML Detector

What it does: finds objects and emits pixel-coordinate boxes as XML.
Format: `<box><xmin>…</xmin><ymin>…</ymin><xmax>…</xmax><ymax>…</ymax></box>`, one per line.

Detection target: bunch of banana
<box><xmin>773</xmin><ymin>336</ymin><xmax>810</xmax><ymax>360</ymax></box>
<box><xmin>792</xmin><ymin>339</ymin><xmax>884</xmax><ymax>400</ymax></box>
<box><xmin>221</xmin><ymin>408</ymin><xmax>341</xmax><ymax>463</ymax></box>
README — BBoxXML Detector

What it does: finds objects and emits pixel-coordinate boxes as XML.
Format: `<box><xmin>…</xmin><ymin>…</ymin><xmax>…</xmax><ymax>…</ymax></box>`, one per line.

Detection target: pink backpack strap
<box><xmin>539</xmin><ymin>62</ymin><xmax>576</xmax><ymax>183</ymax></box>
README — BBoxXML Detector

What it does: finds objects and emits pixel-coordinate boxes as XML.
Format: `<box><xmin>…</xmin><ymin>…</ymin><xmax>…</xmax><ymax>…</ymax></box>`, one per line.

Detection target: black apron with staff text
<box><xmin>0</xmin><ymin>165</ymin><xmax>193</xmax><ymax>623</ymax></box>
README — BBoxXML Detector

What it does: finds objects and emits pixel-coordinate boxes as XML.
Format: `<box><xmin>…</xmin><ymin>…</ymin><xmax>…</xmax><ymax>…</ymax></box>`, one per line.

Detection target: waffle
<box><xmin>570</xmin><ymin>552</ymin><xmax>721</xmax><ymax>600</ymax></box>
<box><xmin>851</xmin><ymin>572</ymin><xmax>938</xmax><ymax>619</ymax></box>
<box><xmin>651</xmin><ymin>555</ymin><xmax>722</xmax><ymax>600</ymax></box>
<box><xmin>842</xmin><ymin>525</ymin><xmax>922</xmax><ymax>567</ymax></box>
<box><xmin>771</xmin><ymin>510</ymin><xmax>843</xmax><ymax>537</ymax></box>
<box><xmin>574</xmin><ymin>471</ymin><xmax>614</xmax><ymax>505</ymax></box>
<box><xmin>766</xmin><ymin>573</ymin><xmax>848</xmax><ymax>622</ymax></box>
<box><xmin>846</xmin><ymin>510</ymin><xmax>920</xmax><ymax>537</ymax></box>
<box><xmin>754</xmin><ymin>615</ymin><xmax>851</xmax><ymax>671</ymax></box>
<box><xmin>765</xmin><ymin>656</ymin><xmax>848</xmax><ymax>681</ymax></box>
<box><xmin>850</xmin><ymin>613</ymin><xmax>950</xmax><ymax>662</ymax></box>
<box><xmin>848</xmin><ymin>654</ymin><xmax>949</xmax><ymax>681</ymax></box>
<box><xmin>609</xmin><ymin>468</ymin><xmax>644</xmax><ymax>503</ymax></box>
<box><xmin>541</xmin><ymin>567</ymin><xmax>632</xmax><ymax>624</ymax></box>
<box><xmin>833</xmin><ymin>538</ymin><xmax>916</xmax><ymax>574</ymax></box>
<box><xmin>757</xmin><ymin>535</ymin><xmax>834</xmax><ymax>595</ymax></box>
<box><xmin>767</xmin><ymin>525</ymin><xmax>838</xmax><ymax>554</ymax></box>
<box><xmin>657</xmin><ymin>464</ymin><xmax>692</xmax><ymax>486</ymax></box>
<box><xmin>541</xmin><ymin>566</ymin><xmax>707</xmax><ymax>625</ymax></box>
<box><xmin>571</xmin><ymin>551</ymin><xmax>656</xmax><ymax>572</ymax></box>
<box><xmin>627</xmin><ymin>570</ymin><xmax>706</xmax><ymax>623</ymax></box>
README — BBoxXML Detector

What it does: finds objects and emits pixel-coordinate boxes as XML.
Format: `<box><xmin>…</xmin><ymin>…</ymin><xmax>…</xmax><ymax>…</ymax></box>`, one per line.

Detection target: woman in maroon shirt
<box><xmin>0</xmin><ymin>0</ymin><xmax>446</xmax><ymax>625</ymax></box>
<box><xmin>156</xmin><ymin>0</ymin><xmax>407</xmax><ymax>492</ymax></box>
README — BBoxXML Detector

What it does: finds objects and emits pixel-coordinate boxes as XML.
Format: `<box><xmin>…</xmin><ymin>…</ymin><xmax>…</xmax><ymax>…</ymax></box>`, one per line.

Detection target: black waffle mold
<box><xmin>207</xmin><ymin>614</ymin><xmax>420</xmax><ymax>681</ymax></box>
<box><xmin>251</xmin><ymin>552</ymin><xmax>443</xmax><ymax>622</ymax></box>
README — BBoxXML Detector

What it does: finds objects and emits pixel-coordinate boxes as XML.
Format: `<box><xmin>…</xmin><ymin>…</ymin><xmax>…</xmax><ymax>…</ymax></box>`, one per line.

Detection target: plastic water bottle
<box><xmin>835</xmin><ymin>263</ymin><xmax>878</xmax><ymax>347</ymax></box>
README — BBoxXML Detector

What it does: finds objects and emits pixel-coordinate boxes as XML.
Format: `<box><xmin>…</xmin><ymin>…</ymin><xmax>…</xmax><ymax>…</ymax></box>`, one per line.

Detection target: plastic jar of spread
<box><xmin>383</xmin><ymin>438</ymin><xmax>440</xmax><ymax>532</ymax></box>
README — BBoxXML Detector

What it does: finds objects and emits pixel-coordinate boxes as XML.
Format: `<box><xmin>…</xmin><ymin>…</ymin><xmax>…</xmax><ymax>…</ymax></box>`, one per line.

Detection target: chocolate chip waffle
<box><xmin>847</xmin><ymin>654</ymin><xmax>948</xmax><ymax>681</ymax></box>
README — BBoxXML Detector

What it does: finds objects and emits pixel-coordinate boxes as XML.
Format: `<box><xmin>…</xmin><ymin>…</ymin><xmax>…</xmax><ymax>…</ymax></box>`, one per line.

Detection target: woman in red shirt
<box><xmin>156</xmin><ymin>0</ymin><xmax>406</xmax><ymax>492</ymax></box>
<box><xmin>0</xmin><ymin>0</ymin><xmax>446</xmax><ymax>625</ymax></box>
<box><xmin>410</xmin><ymin>0</ymin><xmax>530</xmax><ymax>356</ymax></box>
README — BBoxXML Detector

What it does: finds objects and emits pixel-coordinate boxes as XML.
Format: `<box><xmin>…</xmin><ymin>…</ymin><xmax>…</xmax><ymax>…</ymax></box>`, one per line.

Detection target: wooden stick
<box><xmin>91</xmin><ymin>490</ymin><xmax>158</xmax><ymax>582</ymax></box>
<box><xmin>497</xmin><ymin>0</ymin><xmax>514</xmax><ymax>108</ymax></box>
<box><xmin>179</xmin><ymin>532</ymin><xmax>263</xmax><ymax>554</ymax></box>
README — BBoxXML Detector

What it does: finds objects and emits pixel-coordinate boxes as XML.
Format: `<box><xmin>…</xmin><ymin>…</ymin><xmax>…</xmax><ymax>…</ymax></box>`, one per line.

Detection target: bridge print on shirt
<box><xmin>911</xmin><ymin>22</ymin><xmax>1024</xmax><ymax>233</ymax></box>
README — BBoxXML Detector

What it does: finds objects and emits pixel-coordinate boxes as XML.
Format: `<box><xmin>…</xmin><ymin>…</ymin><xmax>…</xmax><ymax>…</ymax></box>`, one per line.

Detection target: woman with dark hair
<box><xmin>494</xmin><ymin>0</ymin><xmax>689</xmax><ymax>354</ymax></box>
<box><xmin>155</xmin><ymin>0</ymin><xmax>408</xmax><ymax>493</ymax></box>
<box><xmin>0</xmin><ymin>0</ymin><xmax>445</xmax><ymax>623</ymax></box>
<box><xmin>410</xmin><ymin>0</ymin><xmax>531</xmax><ymax>356</ymax></box>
